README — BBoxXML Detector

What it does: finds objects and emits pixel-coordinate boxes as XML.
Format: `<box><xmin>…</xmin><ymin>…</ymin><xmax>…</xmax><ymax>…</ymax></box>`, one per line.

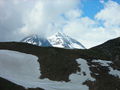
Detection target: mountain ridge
<box><xmin>21</xmin><ymin>32</ymin><xmax>86</xmax><ymax>49</ymax></box>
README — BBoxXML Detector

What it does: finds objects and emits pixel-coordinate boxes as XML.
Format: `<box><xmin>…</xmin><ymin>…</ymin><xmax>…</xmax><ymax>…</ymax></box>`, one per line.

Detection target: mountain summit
<box><xmin>21</xmin><ymin>32</ymin><xmax>86</xmax><ymax>49</ymax></box>
<box><xmin>48</xmin><ymin>32</ymin><xmax>86</xmax><ymax>49</ymax></box>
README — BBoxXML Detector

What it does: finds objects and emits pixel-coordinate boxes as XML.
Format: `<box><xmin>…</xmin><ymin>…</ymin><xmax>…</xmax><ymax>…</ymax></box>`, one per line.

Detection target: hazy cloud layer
<box><xmin>0</xmin><ymin>0</ymin><xmax>34</xmax><ymax>41</ymax></box>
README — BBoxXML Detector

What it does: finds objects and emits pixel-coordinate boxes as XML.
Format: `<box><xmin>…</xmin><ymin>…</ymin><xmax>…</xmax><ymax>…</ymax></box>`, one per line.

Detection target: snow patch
<box><xmin>71</xmin><ymin>58</ymin><xmax>95</xmax><ymax>82</ymax></box>
<box><xmin>92</xmin><ymin>59</ymin><xmax>120</xmax><ymax>78</ymax></box>
<box><xmin>92</xmin><ymin>60</ymin><xmax>112</xmax><ymax>67</ymax></box>
<box><xmin>70</xmin><ymin>43</ymin><xmax>83</xmax><ymax>49</ymax></box>
<box><xmin>0</xmin><ymin>50</ymin><xmax>94</xmax><ymax>90</ymax></box>
<box><xmin>109</xmin><ymin>68</ymin><xmax>120</xmax><ymax>78</ymax></box>
<box><xmin>0</xmin><ymin>50</ymin><xmax>40</xmax><ymax>83</ymax></box>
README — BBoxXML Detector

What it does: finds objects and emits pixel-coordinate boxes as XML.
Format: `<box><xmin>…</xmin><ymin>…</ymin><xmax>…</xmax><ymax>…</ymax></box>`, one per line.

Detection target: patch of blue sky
<box><xmin>80</xmin><ymin>0</ymin><xmax>108</xmax><ymax>19</ymax></box>
<box><xmin>112</xmin><ymin>0</ymin><xmax>120</xmax><ymax>4</ymax></box>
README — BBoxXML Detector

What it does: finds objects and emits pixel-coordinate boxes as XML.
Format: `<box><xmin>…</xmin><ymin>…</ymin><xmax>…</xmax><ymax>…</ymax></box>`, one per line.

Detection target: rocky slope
<box><xmin>0</xmin><ymin>37</ymin><xmax>119</xmax><ymax>90</ymax></box>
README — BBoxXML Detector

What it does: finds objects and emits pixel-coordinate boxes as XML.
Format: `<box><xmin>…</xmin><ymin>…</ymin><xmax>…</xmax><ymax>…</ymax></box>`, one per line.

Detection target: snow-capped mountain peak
<box><xmin>47</xmin><ymin>32</ymin><xmax>86</xmax><ymax>49</ymax></box>
<box><xmin>21</xmin><ymin>34</ymin><xmax>40</xmax><ymax>45</ymax></box>
<box><xmin>21</xmin><ymin>32</ymin><xmax>86</xmax><ymax>49</ymax></box>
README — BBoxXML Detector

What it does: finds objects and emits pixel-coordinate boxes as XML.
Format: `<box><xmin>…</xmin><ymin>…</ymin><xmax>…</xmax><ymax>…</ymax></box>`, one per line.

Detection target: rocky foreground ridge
<box><xmin>0</xmin><ymin>37</ymin><xmax>119</xmax><ymax>90</ymax></box>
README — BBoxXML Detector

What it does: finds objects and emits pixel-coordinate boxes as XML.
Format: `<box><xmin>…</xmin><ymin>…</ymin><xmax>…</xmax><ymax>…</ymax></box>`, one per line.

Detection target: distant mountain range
<box><xmin>21</xmin><ymin>32</ymin><xmax>86</xmax><ymax>49</ymax></box>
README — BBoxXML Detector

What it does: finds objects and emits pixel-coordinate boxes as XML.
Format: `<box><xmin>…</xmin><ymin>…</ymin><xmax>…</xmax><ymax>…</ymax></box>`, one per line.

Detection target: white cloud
<box><xmin>63</xmin><ymin>17</ymin><xmax>105</xmax><ymax>48</ymax></box>
<box><xmin>20</xmin><ymin>0</ymin><xmax>80</xmax><ymax>37</ymax></box>
<box><xmin>0</xmin><ymin>0</ymin><xmax>80</xmax><ymax>41</ymax></box>
<box><xmin>0</xmin><ymin>0</ymin><xmax>39</xmax><ymax>41</ymax></box>
<box><xmin>0</xmin><ymin>0</ymin><xmax>4</xmax><ymax>6</ymax></box>
<box><xmin>100</xmin><ymin>0</ymin><xmax>105</xmax><ymax>3</ymax></box>
<box><xmin>63</xmin><ymin>0</ymin><xmax>120</xmax><ymax>48</ymax></box>
<box><xmin>65</xmin><ymin>9</ymin><xmax>82</xmax><ymax>20</ymax></box>
<box><xmin>96</xmin><ymin>0</ymin><xmax>120</xmax><ymax>27</ymax></box>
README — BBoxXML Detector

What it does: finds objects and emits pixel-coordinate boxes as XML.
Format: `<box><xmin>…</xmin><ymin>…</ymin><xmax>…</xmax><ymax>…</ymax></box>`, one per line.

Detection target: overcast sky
<box><xmin>0</xmin><ymin>0</ymin><xmax>120</xmax><ymax>48</ymax></box>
